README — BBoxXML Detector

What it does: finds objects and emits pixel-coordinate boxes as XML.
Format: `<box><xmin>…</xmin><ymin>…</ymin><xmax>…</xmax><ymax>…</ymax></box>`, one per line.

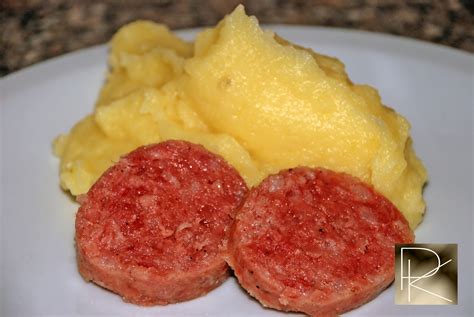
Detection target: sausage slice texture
<box><xmin>75</xmin><ymin>140</ymin><xmax>248</xmax><ymax>305</ymax></box>
<box><xmin>225</xmin><ymin>167</ymin><xmax>414</xmax><ymax>316</ymax></box>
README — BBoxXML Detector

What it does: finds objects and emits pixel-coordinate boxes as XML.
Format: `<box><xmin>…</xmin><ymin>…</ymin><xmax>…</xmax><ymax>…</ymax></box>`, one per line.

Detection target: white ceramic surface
<box><xmin>1</xmin><ymin>26</ymin><xmax>473</xmax><ymax>316</ymax></box>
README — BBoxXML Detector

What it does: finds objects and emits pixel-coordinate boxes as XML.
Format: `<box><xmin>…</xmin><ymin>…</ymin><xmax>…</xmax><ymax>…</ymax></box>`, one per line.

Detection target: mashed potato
<box><xmin>54</xmin><ymin>6</ymin><xmax>427</xmax><ymax>228</ymax></box>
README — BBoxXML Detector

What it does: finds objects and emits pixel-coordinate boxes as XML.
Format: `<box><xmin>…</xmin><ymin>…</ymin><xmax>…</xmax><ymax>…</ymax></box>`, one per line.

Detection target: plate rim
<box><xmin>1</xmin><ymin>25</ymin><xmax>473</xmax><ymax>87</ymax></box>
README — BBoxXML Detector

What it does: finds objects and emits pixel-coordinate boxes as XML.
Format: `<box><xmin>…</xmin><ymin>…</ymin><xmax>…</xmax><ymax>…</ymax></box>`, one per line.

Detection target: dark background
<box><xmin>1</xmin><ymin>0</ymin><xmax>473</xmax><ymax>76</ymax></box>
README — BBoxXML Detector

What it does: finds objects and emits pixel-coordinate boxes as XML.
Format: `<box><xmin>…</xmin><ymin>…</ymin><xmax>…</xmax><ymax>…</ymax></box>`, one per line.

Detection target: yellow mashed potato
<box><xmin>54</xmin><ymin>6</ymin><xmax>427</xmax><ymax>228</ymax></box>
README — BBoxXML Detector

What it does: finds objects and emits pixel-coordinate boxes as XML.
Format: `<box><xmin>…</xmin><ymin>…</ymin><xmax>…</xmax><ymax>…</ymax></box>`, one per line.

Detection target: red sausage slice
<box><xmin>225</xmin><ymin>167</ymin><xmax>414</xmax><ymax>316</ymax></box>
<box><xmin>75</xmin><ymin>140</ymin><xmax>248</xmax><ymax>305</ymax></box>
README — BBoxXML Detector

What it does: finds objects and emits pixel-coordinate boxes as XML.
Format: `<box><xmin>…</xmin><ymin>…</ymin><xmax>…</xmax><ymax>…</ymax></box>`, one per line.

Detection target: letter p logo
<box><xmin>395</xmin><ymin>244</ymin><xmax>457</xmax><ymax>305</ymax></box>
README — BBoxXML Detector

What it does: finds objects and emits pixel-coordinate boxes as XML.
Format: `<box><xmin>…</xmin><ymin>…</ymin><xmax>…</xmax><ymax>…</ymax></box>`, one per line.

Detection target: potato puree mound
<box><xmin>54</xmin><ymin>6</ymin><xmax>427</xmax><ymax>229</ymax></box>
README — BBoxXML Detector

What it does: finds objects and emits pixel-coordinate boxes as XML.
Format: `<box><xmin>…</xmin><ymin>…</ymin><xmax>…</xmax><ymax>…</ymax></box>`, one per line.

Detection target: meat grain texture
<box><xmin>225</xmin><ymin>167</ymin><xmax>414</xmax><ymax>316</ymax></box>
<box><xmin>75</xmin><ymin>140</ymin><xmax>248</xmax><ymax>305</ymax></box>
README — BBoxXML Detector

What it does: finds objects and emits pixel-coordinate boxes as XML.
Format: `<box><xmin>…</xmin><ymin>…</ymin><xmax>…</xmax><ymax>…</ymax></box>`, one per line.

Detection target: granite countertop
<box><xmin>1</xmin><ymin>0</ymin><xmax>473</xmax><ymax>76</ymax></box>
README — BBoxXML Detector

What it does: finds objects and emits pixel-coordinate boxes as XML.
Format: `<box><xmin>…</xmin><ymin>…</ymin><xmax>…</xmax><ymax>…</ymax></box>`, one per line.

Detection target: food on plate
<box><xmin>75</xmin><ymin>140</ymin><xmax>248</xmax><ymax>305</ymax></box>
<box><xmin>225</xmin><ymin>167</ymin><xmax>414</xmax><ymax>316</ymax></box>
<box><xmin>54</xmin><ymin>5</ymin><xmax>427</xmax><ymax>229</ymax></box>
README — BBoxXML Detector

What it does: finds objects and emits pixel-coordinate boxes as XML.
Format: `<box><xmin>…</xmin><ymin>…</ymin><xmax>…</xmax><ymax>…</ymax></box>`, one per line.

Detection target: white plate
<box><xmin>1</xmin><ymin>26</ymin><xmax>473</xmax><ymax>317</ymax></box>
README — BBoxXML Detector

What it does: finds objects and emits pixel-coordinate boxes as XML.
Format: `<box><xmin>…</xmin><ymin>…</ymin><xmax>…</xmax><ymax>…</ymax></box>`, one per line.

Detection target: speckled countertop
<box><xmin>1</xmin><ymin>0</ymin><xmax>473</xmax><ymax>76</ymax></box>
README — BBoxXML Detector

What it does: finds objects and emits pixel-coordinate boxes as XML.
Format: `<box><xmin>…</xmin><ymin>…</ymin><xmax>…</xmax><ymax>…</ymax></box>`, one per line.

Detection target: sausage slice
<box><xmin>75</xmin><ymin>140</ymin><xmax>248</xmax><ymax>305</ymax></box>
<box><xmin>225</xmin><ymin>167</ymin><xmax>414</xmax><ymax>316</ymax></box>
